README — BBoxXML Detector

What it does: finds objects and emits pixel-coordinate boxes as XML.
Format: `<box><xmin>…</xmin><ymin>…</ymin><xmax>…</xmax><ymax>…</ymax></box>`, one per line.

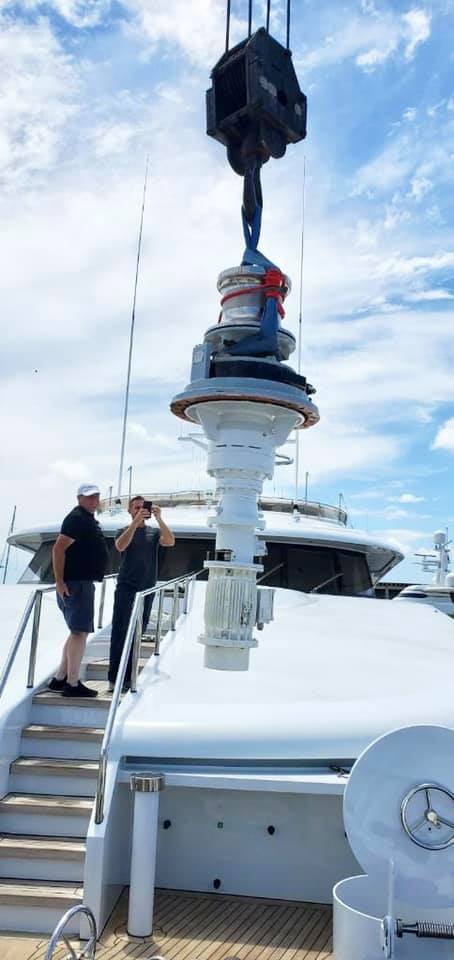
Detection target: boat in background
<box><xmin>396</xmin><ymin>528</ymin><xmax>454</xmax><ymax>617</ymax></box>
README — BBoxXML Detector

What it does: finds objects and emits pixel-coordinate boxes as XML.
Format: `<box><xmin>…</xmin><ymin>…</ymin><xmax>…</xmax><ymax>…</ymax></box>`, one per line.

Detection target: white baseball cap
<box><xmin>77</xmin><ymin>483</ymin><xmax>100</xmax><ymax>497</ymax></box>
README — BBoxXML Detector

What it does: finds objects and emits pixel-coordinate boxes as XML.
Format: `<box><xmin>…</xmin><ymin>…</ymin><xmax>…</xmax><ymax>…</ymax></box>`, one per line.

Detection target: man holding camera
<box><xmin>108</xmin><ymin>495</ymin><xmax>175</xmax><ymax>691</ymax></box>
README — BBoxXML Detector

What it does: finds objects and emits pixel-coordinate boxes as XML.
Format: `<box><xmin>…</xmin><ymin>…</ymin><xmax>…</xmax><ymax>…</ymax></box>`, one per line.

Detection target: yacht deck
<box><xmin>5</xmin><ymin>890</ymin><xmax>333</xmax><ymax>960</ymax></box>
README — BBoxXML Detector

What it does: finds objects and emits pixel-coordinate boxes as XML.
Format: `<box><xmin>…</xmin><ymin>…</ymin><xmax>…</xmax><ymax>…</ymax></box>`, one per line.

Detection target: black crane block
<box><xmin>206</xmin><ymin>27</ymin><xmax>307</xmax><ymax>177</ymax></box>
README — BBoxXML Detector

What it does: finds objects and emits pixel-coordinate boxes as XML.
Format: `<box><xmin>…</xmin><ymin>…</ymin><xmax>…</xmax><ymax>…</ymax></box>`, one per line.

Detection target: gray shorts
<box><xmin>57</xmin><ymin>580</ymin><xmax>95</xmax><ymax>633</ymax></box>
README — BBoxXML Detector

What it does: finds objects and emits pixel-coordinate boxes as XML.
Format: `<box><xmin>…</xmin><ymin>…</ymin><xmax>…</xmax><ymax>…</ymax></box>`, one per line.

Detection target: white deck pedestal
<box><xmin>127</xmin><ymin>774</ymin><xmax>165</xmax><ymax>937</ymax></box>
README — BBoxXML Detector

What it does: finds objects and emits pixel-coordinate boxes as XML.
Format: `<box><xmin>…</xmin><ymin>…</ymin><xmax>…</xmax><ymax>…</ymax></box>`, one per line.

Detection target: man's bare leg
<box><xmin>63</xmin><ymin>631</ymin><xmax>88</xmax><ymax>686</ymax></box>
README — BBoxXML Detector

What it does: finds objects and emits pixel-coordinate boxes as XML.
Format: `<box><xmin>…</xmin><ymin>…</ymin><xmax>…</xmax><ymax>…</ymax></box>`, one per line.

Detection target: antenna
<box><xmin>117</xmin><ymin>157</ymin><xmax>149</xmax><ymax>498</ymax></box>
<box><xmin>1</xmin><ymin>505</ymin><xmax>17</xmax><ymax>585</ymax></box>
<box><xmin>294</xmin><ymin>156</ymin><xmax>306</xmax><ymax>503</ymax></box>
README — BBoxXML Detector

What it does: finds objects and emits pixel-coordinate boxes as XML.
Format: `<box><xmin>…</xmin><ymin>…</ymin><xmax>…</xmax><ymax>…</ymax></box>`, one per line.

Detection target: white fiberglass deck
<box><xmin>110</xmin><ymin>582</ymin><xmax>454</xmax><ymax>764</ymax></box>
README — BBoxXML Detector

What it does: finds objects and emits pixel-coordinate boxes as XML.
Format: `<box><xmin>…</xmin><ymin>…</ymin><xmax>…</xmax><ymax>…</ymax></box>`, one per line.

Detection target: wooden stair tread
<box><xmin>22</xmin><ymin>723</ymin><xmax>103</xmax><ymax>740</ymax></box>
<box><xmin>0</xmin><ymin>793</ymin><xmax>93</xmax><ymax>813</ymax></box>
<box><xmin>0</xmin><ymin>878</ymin><xmax>83</xmax><ymax>906</ymax></box>
<box><xmin>34</xmin><ymin>683</ymin><xmax>111</xmax><ymax>707</ymax></box>
<box><xmin>11</xmin><ymin>757</ymin><xmax>99</xmax><ymax>776</ymax></box>
<box><xmin>0</xmin><ymin>835</ymin><xmax>86</xmax><ymax>859</ymax></box>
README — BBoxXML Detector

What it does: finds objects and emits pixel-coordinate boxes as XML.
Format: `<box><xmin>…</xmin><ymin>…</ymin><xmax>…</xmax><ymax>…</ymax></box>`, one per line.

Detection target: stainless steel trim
<box><xmin>27</xmin><ymin>589</ymin><xmax>43</xmax><ymax>688</ymax></box>
<box><xmin>46</xmin><ymin>904</ymin><xmax>97</xmax><ymax>960</ymax></box>
<box><xmin>130</xmin><ymin>773</ymin><xmax>165</xmax><ymax>793</ymax></box>
<box><xmin>130</xmin><ymin>596</ymin><xmax>144</xmax><ymax>693</ymax></box>
<box><xmin>154</xmin><ymin>589</ymin><xmax>165</xmax><ymax>656</ymax></box>
<box><xmin>97</xmin><ymin>573</ymin><xmax>118</xmax><ymax>629</ymax></box>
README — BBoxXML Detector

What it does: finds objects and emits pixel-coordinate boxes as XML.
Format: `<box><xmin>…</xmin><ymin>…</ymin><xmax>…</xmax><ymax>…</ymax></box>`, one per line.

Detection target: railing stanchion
<box><xmin>94</xmin><ymin>753</ymin><xmax>107</xmax><ymax>824</ymax></box>
<box><xmin>171</xmin><ymin>582</ymin><xmax>179</xmax><ymax>631</ymax></box>
<box><xmin>27</xmin><ymin>590</ymin><xmax>43</xmax><ymax>689</ymax></box>
<box><xmin>130</xmin><ymin>596</ymin><xmax>144</xmax><ymax>693</ymax></box>
<box><xmin>182</xmin><ymin>576</ymin><xmax>190</xmax><ymax>614</ymax></box>
<box><xmin>154</xmin><ymin>589</ymin><xmax>164</xmax><ymax>656</ymax></box>
<box><xmin>98</xmin><ymin>578</ymin><xmax>107</xmax><ymax>629</ymax></box>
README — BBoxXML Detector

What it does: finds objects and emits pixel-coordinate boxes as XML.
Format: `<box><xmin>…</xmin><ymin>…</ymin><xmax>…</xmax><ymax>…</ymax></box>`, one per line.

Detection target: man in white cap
<box><xmin>50</xmin><ymin>484</ymin><xmax>108</xmax><ymax>697</ymax></box>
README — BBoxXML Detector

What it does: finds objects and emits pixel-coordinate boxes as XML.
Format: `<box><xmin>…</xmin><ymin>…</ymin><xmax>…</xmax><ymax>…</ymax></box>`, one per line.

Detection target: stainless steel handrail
<box><xmin>97</xmin><ymin>573</ymin><xmax>118</xmax><ymax>629</ymax></box>
<box><xmin>94</xmin><ymin>568</ymin><xmax>203</xmax><ymax>824</ymax></box>
<box><xmin>0</xmin><ymin>585</ymin><xmax>56</xmax><ymax>698</ymax></box>
<box><xmin>1</xmin><ymin>572</ymin><xmax>118</xmax><ymax>700</ymax></box>
<box><xmin>46</xmin><ymin>903</ymin><xmax>97</xmax><ymax>960</ymax></box>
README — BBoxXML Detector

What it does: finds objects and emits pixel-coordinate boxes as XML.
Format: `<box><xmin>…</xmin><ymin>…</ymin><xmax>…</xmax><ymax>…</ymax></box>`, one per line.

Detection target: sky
<box><xmin>0</xmin><ymin>0</ymin><xmax>453</xmax><ymax>583</ymax></box>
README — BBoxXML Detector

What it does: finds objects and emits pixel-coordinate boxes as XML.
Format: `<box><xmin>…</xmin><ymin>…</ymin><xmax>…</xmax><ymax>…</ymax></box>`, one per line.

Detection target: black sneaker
<box><xmin>48</xmin><ymin>676</ymin><xmax>66</xmax><ymax>692</ymax></box>
<box><xmin>62</xmin><ymin>681</ymin><xmax>98</xmax><ymax>699</ymax></box>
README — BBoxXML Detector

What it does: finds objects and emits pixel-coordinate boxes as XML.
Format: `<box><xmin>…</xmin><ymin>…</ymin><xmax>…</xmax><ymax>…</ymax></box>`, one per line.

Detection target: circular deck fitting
<box><xmin>204</xmin><ymin>323</ymin><xmax>296</xmax><ymax>361</ymax></box>
<box><xmin>343</xmin><ymin>725</ymin><xmax>454</xmax><ymax>904</ymax></box>
<box><xmin>170</xmin><ymin>377</ymin><xmax>319</xmax><ymax>428</ymax></box>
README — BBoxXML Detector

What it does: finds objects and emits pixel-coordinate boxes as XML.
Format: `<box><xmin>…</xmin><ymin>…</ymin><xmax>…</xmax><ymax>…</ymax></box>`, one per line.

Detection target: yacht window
<box><xmin>259</xmin><ymin>543</ymin><xmax>371</xmax><ymax>595</ymax></box>
<box><xmin>17</xmin><ymin>535</ymin><xmax>371</xmax><ymax>597</ymax></box>
<box><xmin>19</xmin><ymin>537</ymin><xmax>120</xmax><ymax>584</ymax></box>
<box><xmin>158</xmin><ymin>538</ymin><xmax>211</xmax><ymax>581</ymax></box>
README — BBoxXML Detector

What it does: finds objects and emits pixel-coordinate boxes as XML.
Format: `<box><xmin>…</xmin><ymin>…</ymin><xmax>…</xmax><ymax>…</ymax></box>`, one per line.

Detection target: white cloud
<box><xmin>405</xmin><ymin>288</ymin><xmax>454</xmax><ymax>301</ymax></box>
<box><xmin>50</xmin><ymin>460</ymin><xmax>90</xmax><ymax>481</ymax></box>
<box><xmin>128</xmin><ymin>422</ymin><xmax>149</xmax><ymax>441</ymax></box>
<box><xmin>121</xmin><ymin>0</ymin><xmax>238</xmax><ymax>69</ymax></box>
<box><xmin>2</xmin><ymin>0</ymin><xmax>112</xmax><ymax>26</ymax></box>
<box><xmin>0</xmin><ymin>16</ymin><xmax>79</xmax><ymax>187</ymax></box>
<box><xmin>401</xmin><ymin>9</ymin><xmax>431</xmax><ymax>60</ymax></box>
<box><xmin>403</xmin><ymin>107</ymin><xmax>417</xmax><ymax>121</ymax></box>
<box><xmin>388</xmin><ymin>493</ymin><xmax>425</xmax><ymax>503</ymax></box>
<box><xmin>299</xmin><ymin>6</ymin><xmax>431</xmax><ymax>74</ymax></box>
<box><xmin>432</xmin><ymin>418</ymin><xmax>454</xmax><ymax>452</ymax></box>
<box><xmin>409</xmin><ymin>174</ymin><xmax>433</xmax><ymax>200</ymax></box>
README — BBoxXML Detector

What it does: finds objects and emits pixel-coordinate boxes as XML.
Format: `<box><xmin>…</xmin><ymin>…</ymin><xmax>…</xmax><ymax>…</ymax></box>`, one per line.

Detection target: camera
<box><xmin>142</xmin><ymin>500</ymin><xmax>153</xmax><ymax>514</ymax></box>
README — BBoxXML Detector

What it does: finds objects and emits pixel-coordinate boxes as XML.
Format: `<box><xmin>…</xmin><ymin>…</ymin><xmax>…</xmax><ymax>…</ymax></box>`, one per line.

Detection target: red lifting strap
<box><xmin>263</xmin><ymin>267</ymin><xmax>287</xmax><ymax>318</ymax></box>
<box><xmin>218</xmin><ymin>267</ymin><xmax>287</xmax><ymax>323</ymax></box>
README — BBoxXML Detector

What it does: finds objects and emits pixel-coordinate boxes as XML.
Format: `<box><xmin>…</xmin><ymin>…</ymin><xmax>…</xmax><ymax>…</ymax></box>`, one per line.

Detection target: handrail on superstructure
<box><xmin>94</xmin><ymin>568</ymin><xmax>203</xmax><ymax>825</ymax></box>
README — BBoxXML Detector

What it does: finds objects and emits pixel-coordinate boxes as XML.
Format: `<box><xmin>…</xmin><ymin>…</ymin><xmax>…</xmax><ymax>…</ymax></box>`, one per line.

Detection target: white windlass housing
<box><xmin>171</xmin><ymin>263</ymin><xmax>319</xmax><ymax>670</ymax></box>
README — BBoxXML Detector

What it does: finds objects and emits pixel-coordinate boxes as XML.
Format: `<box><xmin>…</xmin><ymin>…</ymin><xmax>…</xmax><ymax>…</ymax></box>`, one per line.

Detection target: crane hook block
<box><xmin>206</xmin><ymin>27</ymin><xmax>307</xmax><ymax>177</ymax></box>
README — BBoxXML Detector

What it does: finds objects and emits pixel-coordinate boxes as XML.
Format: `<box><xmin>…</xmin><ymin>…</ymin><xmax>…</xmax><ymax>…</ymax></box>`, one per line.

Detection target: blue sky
<box><xmin>0</xmin><ymin>0</ymin><xmax>453</xmax><ymax>582</ymax></box>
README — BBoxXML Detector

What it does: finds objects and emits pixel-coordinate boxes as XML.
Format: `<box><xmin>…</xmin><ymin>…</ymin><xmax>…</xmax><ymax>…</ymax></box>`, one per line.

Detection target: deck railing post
<box><xmin>97</xmin><ymin>577</ymin><xmax>107</xmax><ymax>629</ymax></box>
<box><xmin>182</xmin><ymin>575</ymin><xmax>190</xmax><ymax>614</ymax></box>
<box><xmin>171</xmin><ymin>582</ymin><xmax>179</xmax><ymax>631</ymax></box>
<box><xmin>154</xmin><ymin>589</ymin><xmax>164</xmax><ymax>656</ymax></box>
<box><xmin>27</xmin><ymin>591</ymin><xmax>42</xmax><ymax>689</ymax></box>
<box><xmin>130</xmin><ymin>596</ymin><xmax>144</xmax><ymax>693</ymax></box>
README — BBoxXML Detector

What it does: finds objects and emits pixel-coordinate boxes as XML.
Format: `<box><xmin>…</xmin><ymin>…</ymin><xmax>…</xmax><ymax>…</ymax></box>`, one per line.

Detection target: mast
<box><xmin>117</xmin><ymin>158</ymin><xmax>149</xmax><ymax>499</ymax></box>
<box><xmin>294</xmin><ymin>156</ymin><xmax>306</xmax><ymax>503</ymax></box>
<box><xmin>1</xmin><ymin>505</ymin><xmax>17</xmax><ymax>585</ymax></box>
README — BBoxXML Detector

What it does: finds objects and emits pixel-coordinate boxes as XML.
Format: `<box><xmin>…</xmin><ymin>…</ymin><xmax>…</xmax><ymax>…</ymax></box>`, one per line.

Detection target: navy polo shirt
<box><xmin>117</xmin><ymin>525</ymin><xmax>160</xmax><ymax>591</ymax></box>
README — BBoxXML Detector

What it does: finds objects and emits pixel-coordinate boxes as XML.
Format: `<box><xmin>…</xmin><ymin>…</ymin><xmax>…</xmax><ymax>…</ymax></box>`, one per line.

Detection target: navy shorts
<box><xmin>57</xmin><ymin>580</ymin><xmax>95</xmax><ymax>633</ymax></box>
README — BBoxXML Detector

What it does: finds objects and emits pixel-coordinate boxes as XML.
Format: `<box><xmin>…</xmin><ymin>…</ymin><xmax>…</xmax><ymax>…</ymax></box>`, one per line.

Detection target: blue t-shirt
<box><xmin>117</xmin><ymin>525</ymin><xmax>160</xmax><ymax>591</ymax></box>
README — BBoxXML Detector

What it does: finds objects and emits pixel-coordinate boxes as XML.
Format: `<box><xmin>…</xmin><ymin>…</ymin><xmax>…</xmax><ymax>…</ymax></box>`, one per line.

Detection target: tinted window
<box><xmin>259</xmin><ymin>542</ymin><xmax>371</xmax><ymax>595</ymax></box>
<box><xmin>19</xmin><ymin>535</ymin><xmax>371</xmax><ymax>596</ymax></box>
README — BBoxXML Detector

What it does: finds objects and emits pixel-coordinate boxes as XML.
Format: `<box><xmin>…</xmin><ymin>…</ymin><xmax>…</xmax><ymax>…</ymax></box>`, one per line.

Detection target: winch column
<box><xmin>171</xmin><ymin>263</ymin><xmax>319</xmax><ymax>671</ymax></box>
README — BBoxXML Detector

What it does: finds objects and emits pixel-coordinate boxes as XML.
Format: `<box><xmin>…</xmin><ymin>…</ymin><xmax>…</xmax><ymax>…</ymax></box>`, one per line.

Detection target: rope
<box><xmin>248</xmin><ymin>0</ymin><xmax>253</xmax><ymax>37</ymax></box>
<box><xmin>286</xmin><ymin>0</ymin><xmax>291</xmax><ymax>48</ymax></box>
<box><xmin>266</xmin><ymin>0</ymin><xmax>271</xmax><ymax>31</ymax></box>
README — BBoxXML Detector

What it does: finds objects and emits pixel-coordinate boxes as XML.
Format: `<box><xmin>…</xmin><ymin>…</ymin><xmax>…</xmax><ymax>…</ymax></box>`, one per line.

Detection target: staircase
<box><xmin>0</xmin><ymin>645</ymin><xmax>153</xmax><ymax>935</ymax></box>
